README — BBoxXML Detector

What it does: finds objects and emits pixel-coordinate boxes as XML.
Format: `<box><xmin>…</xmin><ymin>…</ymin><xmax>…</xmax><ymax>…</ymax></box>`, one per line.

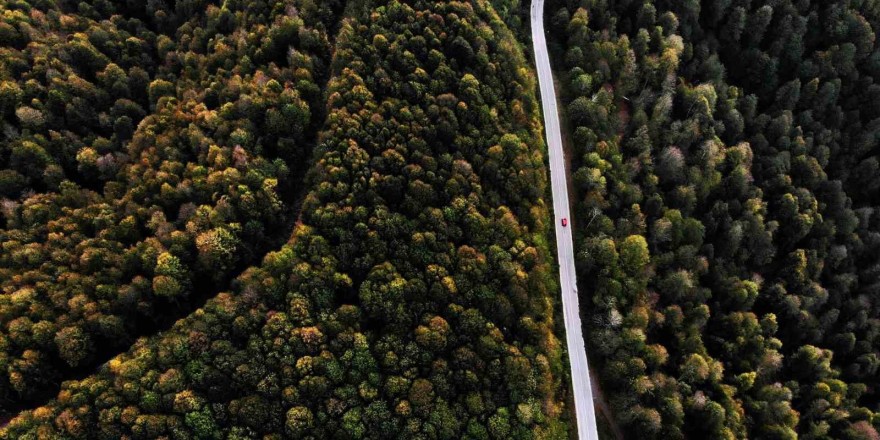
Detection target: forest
<box><xmin>2</xmin><ymin>0</ymin><xmax>880</xmax><ymax>438</ymax></box>
<box><xmin>548</xmin><ymin>0</ymin><xmax>880</xmax><ymax>438</ymax></box>
<box><xmin>1</xmin><ymin>0</ymin><xmax>570</xmax><ymax>438</ymax></box>
<box><xmin>0</xmin><ymin>0</ymin><xmax>337</xmax><ymax>414</ymax></box>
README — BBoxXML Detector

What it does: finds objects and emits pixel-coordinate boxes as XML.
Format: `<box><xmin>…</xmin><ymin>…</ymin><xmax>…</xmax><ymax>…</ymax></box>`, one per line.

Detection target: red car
<box><xmin>561</xmin><ymin>218</ymin><xmax>568</xmax><ymax>227</ymax></box>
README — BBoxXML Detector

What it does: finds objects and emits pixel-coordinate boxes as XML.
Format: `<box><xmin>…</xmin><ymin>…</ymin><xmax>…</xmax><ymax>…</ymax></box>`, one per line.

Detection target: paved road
<box><xmin>530</xmin><ymin>0</ymin><xmax>600</xmax><ymax>438</ymax></box>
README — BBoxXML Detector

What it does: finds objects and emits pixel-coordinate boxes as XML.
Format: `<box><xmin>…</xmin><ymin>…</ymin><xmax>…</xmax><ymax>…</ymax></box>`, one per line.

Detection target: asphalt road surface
<box><xmin>530</xmin><ymin>0</ymin><xmax>601</xmax><ymax>438</ymax></box>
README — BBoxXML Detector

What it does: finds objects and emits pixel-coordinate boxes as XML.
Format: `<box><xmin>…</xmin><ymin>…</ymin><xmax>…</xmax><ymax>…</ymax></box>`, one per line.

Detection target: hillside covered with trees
<box><xmin>0</xmin><ymin>0</ymin><xmax>571</xmax><ymax>438</ymax></box>
<box><xmin>0</xmin><ymin>0</ymin><xmax>339</xmax><ymax>413</ymax></box>
<box><xmin>548</xmin><ymin>0</ymin><xmax>880</xmax><ymax>438</ymax></box>
<box><xmin>4</xmin><ymin>0</ymin><xmax>880</xmax><ymax>438</ymax></box>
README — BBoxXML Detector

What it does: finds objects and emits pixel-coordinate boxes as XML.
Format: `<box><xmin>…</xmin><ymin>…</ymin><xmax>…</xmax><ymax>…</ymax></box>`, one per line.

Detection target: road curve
<box><xmin>530</xmin><ymin>0</ymin><xmax>600</xmax><ymax>438</ymax></box>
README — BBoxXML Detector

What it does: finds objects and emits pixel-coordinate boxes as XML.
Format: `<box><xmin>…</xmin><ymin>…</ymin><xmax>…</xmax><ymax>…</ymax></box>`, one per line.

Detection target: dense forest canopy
<box><xmin>0</xmin><ymin>0</ymin><xmax>571</xmax><ymax>438</ymax></box>
<box><xmin>3</xmin><ymin>0</ymin><xmax>880</xmax><ymax>438</ymax></box>
<box><xmin>548</xmin><ymin>0</ymin><xmax>880</xmax><ymax>438</ymax></box>
<box><xmin>0</xmin><ymin>0</ymin><xmax>339</xmax><ymax>412</ymax></box>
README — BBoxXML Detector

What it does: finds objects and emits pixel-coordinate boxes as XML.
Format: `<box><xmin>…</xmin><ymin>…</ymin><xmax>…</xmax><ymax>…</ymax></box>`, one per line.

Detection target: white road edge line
<box><xmin>530</xmin><ymin>0</ymin><xmax>601</xmax><ymax>438</ymax></box>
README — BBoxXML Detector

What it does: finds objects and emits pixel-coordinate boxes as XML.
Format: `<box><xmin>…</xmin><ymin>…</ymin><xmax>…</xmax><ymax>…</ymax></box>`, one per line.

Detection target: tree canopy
<box><xmin>4</xmin><ymin>0</ymin><xmax>880</xmax><ymax>437</ymax></box>
<box><xmin>0</xmin><ymin>0</ymin><xmax>569</xmax><ymax>438</ymax></box>
<box><xmin>0</xmin><ymin>0</ymin><xmax>338</xmax><ymax>415</ymax></box>
<box><xmin>550</xmin><ymin>0</ymin><xmax>880</xmax><ymax>437</ymax></box>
